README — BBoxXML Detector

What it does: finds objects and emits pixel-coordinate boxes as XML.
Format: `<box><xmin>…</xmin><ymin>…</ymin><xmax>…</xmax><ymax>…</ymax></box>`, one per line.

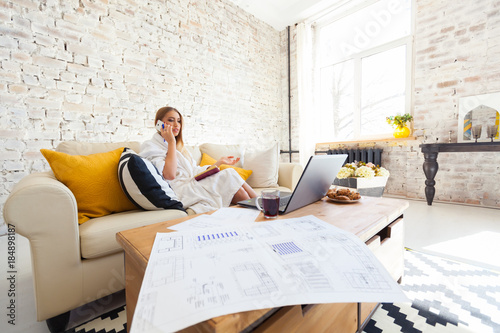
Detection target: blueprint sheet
<box><xmin>168</xmin><ymin>207</ymin><xmax>260</xmax><ymax>231</ymax></box>
<box><xmin>131</xmin><ymin>215</ymin><xmax>408</xmax><ymax>333</ymax></box>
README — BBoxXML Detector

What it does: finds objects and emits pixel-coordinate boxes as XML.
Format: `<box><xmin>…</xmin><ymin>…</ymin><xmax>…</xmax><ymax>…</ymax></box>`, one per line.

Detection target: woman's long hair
<box><xmin>154</xmin><ymin>106</ymin><xmax>184</xmax><ymax>151</ymax></box>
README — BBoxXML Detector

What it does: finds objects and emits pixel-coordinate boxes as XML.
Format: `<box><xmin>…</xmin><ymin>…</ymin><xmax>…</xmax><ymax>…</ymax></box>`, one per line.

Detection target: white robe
<box><xmin>139</xmin><ymin>133</ymin><xmax>244</xmax><ymax>214</ymax></box>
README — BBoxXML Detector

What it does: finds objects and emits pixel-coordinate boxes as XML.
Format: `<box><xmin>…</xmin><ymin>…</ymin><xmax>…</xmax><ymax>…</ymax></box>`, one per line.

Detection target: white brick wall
<box><xmin>411</xmin><ymin>0</ymin><xmax>500</xmax><ymax>207</ymax></box>
<box><xmin>0</xmin><ymin>0</ymin><xmax>285</xmax><ymax>229</ymax></box>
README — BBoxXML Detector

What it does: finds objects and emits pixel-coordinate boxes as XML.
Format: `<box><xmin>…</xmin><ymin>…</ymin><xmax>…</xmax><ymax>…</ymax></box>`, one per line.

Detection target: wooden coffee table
<box><xmin>116</xmin><ymin>196</ymin><xmax>409</xmax><ymax>332</ymax></box>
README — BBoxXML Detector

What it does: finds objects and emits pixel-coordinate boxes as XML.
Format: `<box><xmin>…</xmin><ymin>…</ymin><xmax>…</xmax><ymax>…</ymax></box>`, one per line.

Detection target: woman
<box><xmin>140</xmin><ymin>106</ymin><xmax>257</xmax><ymax>214</ymax></box>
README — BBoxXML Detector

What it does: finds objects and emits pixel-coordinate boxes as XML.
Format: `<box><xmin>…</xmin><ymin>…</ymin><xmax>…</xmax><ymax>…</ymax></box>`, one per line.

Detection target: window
<box><xmin>315</xmin><ymin>0</ymin><xmax>412</xmax><ymax>142</ymax></box>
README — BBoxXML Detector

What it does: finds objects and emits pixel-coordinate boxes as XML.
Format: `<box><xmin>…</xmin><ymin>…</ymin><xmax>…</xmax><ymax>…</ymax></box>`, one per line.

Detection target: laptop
<box><xmin>237</xmin><ymin>154</ymin><xmax>347</xmax><ymax>214</ymax></box>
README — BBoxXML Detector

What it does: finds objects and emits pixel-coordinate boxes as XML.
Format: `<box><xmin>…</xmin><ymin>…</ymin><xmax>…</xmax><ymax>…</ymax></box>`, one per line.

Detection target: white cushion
<box><xmin>184</xmin><ymin>145</ymin><xmax>202</xmax><ymax>165</ymax></box>
<box><xmin>244</xmin><ymin>142</ymin><xmax>280</xmax><ymax>188</ymax></box>
<box><xmin>56</xmin><ymin>141</ymin><xmax>141</xmax><ymax>155</ymax></box>
<box><xmin>199</xmin><ymin>143</ymin><xmax>245</xmax><ymax>167</ymax></box>
<box><xmin>118</xmin><ymin>148</ymin><xmax>184</xmax><ymax>211</ymax></box>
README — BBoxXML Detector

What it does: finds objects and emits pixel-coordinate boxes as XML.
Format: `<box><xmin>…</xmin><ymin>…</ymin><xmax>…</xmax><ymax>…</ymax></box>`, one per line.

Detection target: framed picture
<box><xmin>458</xmin><ymin>92</ymin><xmax>500</xmax><ymax>142</ymax></box>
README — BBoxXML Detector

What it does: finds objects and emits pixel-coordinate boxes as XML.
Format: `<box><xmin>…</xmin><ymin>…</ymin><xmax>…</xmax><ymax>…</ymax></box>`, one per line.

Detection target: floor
<box><xmin>0</xmin><ymin>199</ymin><xmax>499</xmax><ymax>333</ymax></box>
<box><xmin>401</xmin><ymin>198</ymin><xmax>500</xmax><ymax>271</ymax></box>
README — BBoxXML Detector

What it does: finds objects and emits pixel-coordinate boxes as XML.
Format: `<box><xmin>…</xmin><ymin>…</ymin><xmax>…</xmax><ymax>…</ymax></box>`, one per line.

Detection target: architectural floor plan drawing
<box><xmin>131</xmin><ymin>215</ymin><xmax>408</xmax><ymax>333</ymax></box>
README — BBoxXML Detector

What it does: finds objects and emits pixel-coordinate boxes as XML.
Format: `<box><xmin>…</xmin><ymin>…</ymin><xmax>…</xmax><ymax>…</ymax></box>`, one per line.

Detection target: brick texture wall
<box><xmin>0</xmin><ymin>0</ymin><xmax>285</xmax><ymax>230</ymax></box>
<box><xmin>410</xmin><ymin>0</ymin><xmax>500</xmax><ymax>207</ymax></box>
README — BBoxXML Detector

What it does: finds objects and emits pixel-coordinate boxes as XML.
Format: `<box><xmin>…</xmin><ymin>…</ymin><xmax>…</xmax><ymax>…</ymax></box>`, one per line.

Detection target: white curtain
<box><xmin>296</xmin><ymin>22</ymin><xmax>316</xmax><ymax>167</ymax></box>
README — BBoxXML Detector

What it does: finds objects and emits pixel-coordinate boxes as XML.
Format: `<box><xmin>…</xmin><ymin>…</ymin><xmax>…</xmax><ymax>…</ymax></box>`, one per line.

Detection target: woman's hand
<box><xmin>159</xmin><ymin>123</ymin><xmax>178</xmax><ymax>180</ymax></box>
<box><xmin>215</xmin><ymin>156</ymin><xmax>240</xmax><ymax>167</ymax></box>
<box><xmin>160</xmin><ymin>124</ymin><xmax>176</xmax><ymax>146</ymax></box>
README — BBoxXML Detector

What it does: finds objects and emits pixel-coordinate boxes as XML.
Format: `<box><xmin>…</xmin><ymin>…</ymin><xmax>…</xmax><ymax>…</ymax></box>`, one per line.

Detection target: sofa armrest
<box><xmin>4</xmin><ymin>172</ymin><xmax>80</xmax><ymax>246</ymax></box>
<box><xmin>277</xmin><ymin>163</ymin><xmax>303</xmax><ymax>191</ymax></box>
<box><xmin>3</xmin><ymin>172</ymin><xmax>85</xmax><ymax>320</ymax></box>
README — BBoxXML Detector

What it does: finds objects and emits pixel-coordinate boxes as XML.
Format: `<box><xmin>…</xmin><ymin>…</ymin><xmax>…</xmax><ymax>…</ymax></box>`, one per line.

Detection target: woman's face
<box><xmin>162</xmin><ymin>110</ymin><xmax>182</xmax><ymax>137</ymax></box>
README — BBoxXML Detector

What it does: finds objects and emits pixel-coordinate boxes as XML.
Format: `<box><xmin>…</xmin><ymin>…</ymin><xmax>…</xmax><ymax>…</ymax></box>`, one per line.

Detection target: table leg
<box><xmin>124</xmin><ymin>254</ymin><xmax>145</xmax><ymax>332</ymax></box>
<box><xmin>422</xmin><ymin>152</ymin><xmax>439</xmax><ymax>205</ymax></box>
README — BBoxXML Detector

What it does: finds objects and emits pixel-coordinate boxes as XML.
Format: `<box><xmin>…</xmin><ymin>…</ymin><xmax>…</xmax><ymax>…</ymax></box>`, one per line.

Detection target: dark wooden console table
<box><xmin>419</xmin><ymin>142</ymin><xmax>500</xmax><ymax>205</ymax></box>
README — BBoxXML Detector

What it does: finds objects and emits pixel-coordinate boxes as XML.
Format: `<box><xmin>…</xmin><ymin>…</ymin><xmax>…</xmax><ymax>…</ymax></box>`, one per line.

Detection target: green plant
<box><xmin>386</xmin><ymin>113</ymin><xmax>413</xmax><ymax>128</ymax></box>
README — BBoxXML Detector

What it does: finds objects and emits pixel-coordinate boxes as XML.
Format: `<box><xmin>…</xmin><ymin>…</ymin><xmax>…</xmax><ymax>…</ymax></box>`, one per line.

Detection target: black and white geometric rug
<box><xmin>66</xmin><ymin>305</ymin><xmax>127</xmax><ymax>333</ymax></box>
<box><xmin>65</xmin><ymin>249</ymin><xmax>500</xmax><ymax>333</ymax></box>
<box><xmin>363</xmin><ymin>249</ymin><xmax>500</xmax><ymax>333</ymax></box>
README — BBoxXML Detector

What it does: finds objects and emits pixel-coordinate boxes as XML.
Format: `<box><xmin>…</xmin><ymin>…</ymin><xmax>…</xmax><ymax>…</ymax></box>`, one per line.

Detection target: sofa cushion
<box><xmin>199</xmin><ymin>143</ymin><xmax>245</xmax><ymax>167</ymax></box>
<box><xmin>118</xmin><ymin>148</ymin><xmax>185</xmax><ymax>211</ymax></box>
<box><xmin>79</xmin><ymin>209</ymin><xmax>188</xmax><ymax>259</ymax></box>
<box><xmin>40</xmin><ymin>148</ymin><xmax>137</xmax><ymax>224</ymax></box>
<box><xmin>199</xmin><ymin>153</ymin><xmax>253</xmax><ymax>181</ymax></box>
<box><xmin>184</xmin><ymin>145</ymin><xmax>202</xmax><ymax>165</ymax></box>
<box><xmin>56</xmin><ymin>141</ymin><xmax>141</xmax><ymax>155</ymax></box>
<box><xmin>244</xmin><ymin>142</ymin><xmax>280</xmax><ymax>188</ymax></box>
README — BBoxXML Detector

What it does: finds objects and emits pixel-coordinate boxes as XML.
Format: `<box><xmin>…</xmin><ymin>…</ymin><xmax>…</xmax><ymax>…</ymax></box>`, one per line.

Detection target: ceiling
<box><xmin>226</xmin><ymin>0</ymin><xmax>345</xmax><ymax>31</ymax></box>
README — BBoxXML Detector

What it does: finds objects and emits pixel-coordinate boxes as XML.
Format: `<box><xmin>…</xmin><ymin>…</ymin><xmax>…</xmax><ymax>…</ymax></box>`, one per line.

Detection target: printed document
<box><xmin>131</xmin><ymin>215</ymin><xmax>408</xmax><ymax>332</ymax></box>
<box><xmin>168</xmin><ymin>207</ymin><xmax>260</xmax><ymax>231</ymax></box>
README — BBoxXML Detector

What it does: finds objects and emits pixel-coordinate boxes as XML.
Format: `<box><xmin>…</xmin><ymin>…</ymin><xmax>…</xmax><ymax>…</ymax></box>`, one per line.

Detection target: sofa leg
<box><xmin>46</xmin><ymin>311</ymin><xmax>71</xmax><ymax>333</ymax></box>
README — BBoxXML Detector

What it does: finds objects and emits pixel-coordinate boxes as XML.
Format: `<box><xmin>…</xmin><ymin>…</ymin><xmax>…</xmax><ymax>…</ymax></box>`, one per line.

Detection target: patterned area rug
<box><xmin>363</xmin><ymin>249</ymin><xmax>500</xmax><ymax>333</ymax></box>
<box><xmin>66</xmin><ymin>305</ymin><xmax>127</xmax><ymax>333</ymax></box>
<box><xmin>65</xmin><ymin>249</ymin><xmax>500</xmax><ymax>333</ymax></box>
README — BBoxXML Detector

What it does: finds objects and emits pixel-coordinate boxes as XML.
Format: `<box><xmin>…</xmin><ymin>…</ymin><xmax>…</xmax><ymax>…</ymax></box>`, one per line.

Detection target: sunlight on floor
<box><xmin>402</xmin><ymin>199</ymin><xmax>500</xmax><ymax>271</ymax></box>
<box><xmin>424</xmin><ymin>231</ymin><xmax>500</xmax><ymax>270</ymax></box>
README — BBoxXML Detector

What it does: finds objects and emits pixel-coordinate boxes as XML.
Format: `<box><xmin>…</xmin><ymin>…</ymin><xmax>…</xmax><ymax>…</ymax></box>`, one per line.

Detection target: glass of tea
<box><xmin>256</xmin><ymin>189</ymin><xmax>280</xmax><ymax>219</ymax></box>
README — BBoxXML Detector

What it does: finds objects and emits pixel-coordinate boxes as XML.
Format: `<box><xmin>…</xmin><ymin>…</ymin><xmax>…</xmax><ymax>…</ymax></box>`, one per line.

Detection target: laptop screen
<box><xmin>282</xmin><ymin>154</ymin><xmax>347</xmax><ymax>213</ymax></box>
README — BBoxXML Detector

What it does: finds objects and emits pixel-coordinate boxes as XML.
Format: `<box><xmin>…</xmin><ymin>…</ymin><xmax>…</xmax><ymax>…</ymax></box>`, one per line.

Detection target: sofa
<box><xmin>3</xmin><ymin>141</ymin><xmax>302</xmax><ymax>331</ymax></box>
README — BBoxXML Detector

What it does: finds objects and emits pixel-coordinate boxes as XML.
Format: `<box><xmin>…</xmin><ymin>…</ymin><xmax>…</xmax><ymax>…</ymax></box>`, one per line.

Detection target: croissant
<box><xmin>327</xmin><ymin>188</ymin><xmax>361</xmax><ymax>201</ymax></box>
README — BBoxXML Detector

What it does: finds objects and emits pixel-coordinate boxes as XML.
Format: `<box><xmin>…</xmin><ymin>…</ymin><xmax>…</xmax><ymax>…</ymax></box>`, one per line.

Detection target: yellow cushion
<box><xmin>199</xmin><ymin>153</ymin><xmax>252</xmax><ymax>181</ymax></box>
<box><xmin>40</xmin><ymin>148</ymin><xmax>137</xmax><ymax>224</ymax></box>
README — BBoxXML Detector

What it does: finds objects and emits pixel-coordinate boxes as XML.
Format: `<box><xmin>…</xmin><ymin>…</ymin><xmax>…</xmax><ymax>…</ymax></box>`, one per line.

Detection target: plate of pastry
<box><xmin>326</xmin><ymin>188</ymin><xmax>361</xmax><ymax>203</ymax></box>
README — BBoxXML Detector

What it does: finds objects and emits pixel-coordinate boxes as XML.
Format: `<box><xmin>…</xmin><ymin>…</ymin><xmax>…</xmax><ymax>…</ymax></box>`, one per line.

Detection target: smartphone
<box><xmin>155</xmin><ymin>120</ymin><xmax>164</xmax><ymax>132</ymax></box>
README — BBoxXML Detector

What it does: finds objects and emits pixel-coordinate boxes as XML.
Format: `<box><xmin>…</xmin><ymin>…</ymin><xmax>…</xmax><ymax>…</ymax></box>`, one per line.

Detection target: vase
<box><xmin>333</xmin><ymin>176</ymin><xmax>389</xmax><ymax>197</ymax></box>
<box><xmin>393</xmin><ymin>126</ymin><xmax>410</xmax><ymax>138</ymax></box>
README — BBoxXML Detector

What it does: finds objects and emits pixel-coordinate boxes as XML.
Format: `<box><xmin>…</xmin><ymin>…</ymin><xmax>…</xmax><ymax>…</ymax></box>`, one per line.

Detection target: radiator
<box><xmin>325</xmin><ymin>148</ymin><xmax>383</xmax><ymax>166</ymax></box>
